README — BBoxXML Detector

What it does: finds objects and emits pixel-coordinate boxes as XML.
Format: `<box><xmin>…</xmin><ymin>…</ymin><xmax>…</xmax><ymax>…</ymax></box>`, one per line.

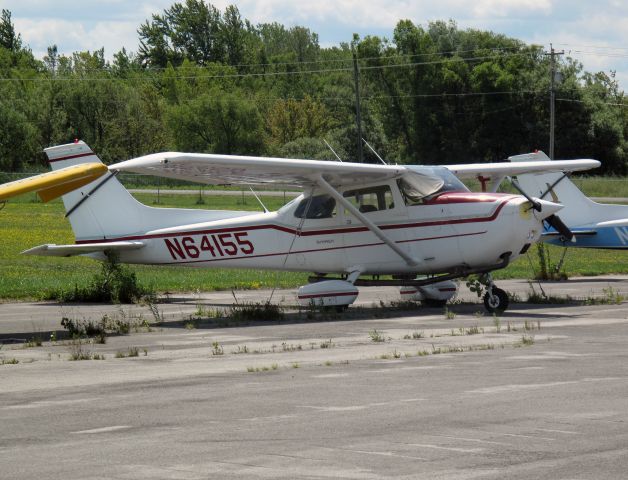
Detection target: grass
<box><xmin>0</xmin><ymin>195</ymin><xmax>307</xmax><ymax>299</ymax></box>
<box><xmin>1</xmin><ymin>188</ymin><xmax>627</xmax><ymax>300</ymax></box>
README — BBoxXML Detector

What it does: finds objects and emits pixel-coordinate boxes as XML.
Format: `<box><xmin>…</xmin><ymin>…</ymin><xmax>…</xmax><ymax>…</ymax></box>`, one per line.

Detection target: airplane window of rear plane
<box><xmin>294</xmin><ymin>194</ymin><xmax>337</xmax><ymax>219</ymax></box>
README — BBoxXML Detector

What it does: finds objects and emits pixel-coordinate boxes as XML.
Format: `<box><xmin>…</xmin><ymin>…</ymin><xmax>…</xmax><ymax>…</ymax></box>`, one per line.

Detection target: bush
<box><xmin>45</xmin><ymin>254</ymin><xmax>151</xmax><ymax>303</ymax></box>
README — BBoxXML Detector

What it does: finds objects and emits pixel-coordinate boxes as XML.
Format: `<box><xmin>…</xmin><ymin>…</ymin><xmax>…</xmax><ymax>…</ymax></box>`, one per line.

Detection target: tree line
<box><xmin>0</xmin><ymin>2</ymin><xmax>626</xmax><ymax>174</ymax></box>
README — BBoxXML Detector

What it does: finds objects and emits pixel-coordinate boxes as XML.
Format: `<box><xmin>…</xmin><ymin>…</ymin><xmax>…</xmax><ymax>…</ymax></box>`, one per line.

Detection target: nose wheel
<box><xmin>482</xmin><ymin>275</ymin><xmax>509</xmax><ymax>314</ymax></box>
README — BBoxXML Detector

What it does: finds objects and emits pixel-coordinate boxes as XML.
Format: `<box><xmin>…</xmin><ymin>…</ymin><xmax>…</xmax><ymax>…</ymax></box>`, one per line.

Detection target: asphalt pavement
<box><xmin>1</xmin><ymin>278</ymin><xmax>627</xmax><ymax>479</ymax></box>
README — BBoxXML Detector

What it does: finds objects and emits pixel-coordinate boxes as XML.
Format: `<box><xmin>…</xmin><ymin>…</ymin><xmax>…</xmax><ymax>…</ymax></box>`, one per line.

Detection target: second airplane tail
<box><xmin>510</xmin><ymin>151</ymin><xmax>625</xmax><ymax>227</ymax></box>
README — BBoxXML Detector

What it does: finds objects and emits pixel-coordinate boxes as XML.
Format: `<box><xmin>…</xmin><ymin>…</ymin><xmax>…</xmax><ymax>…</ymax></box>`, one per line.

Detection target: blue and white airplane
<box><xmin>511</xmin><ymin>152</ymin><xmax>628</xmax><ymax>249</ymax></box>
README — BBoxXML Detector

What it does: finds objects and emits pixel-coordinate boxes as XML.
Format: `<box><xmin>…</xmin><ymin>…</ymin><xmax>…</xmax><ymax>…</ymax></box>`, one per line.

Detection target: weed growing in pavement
<box><xmin>211</xmin><ymin>341</ymin><xmax>224</xmax><ymax>356</ymax></box>
<box><xmin>67</xmin><ymin>338</ymin><xmax>93</xmax><ymax>361</ymax></box>
<box><xmin>246</xmin><ymin>363</ymin><xmax>279</xmax><ymax>373</ymax></box>
<box><xmin>115</xmin><ymin>347</ymin><xmax>140</xmax><ymax>358</ymax></box>
<box><xmin>232</xmin><ymin>345</ymin><xmax>249</xmax><ymax>354</ymax></box>
<box><xmin>584</xmin><ymin>286</ymin><xmax>625</xmax><ymax>305</ymax></box>
<box><xmin>369</xmin><ymin>329</ymin><xmax>385</xmax><ymax>343</ymax></box>
<box><xmin>194</xmin><ymin>304</ymin><xmax>223</xmax><ymax>319</ymax></box>
<box><xmin>319</xmin><ymin>339</ymin><xmax>334</xmax><ymax>349</ymax></box>
<box><xmin>23</xmin><ymin>336</ymin><xmax>43</xmax><ymax>348</ymax></box>
<box><xmin>282</xmin><ymin>342</ymin><xmax>302</xmax><ymax>352</ymax></box>
<box><xmin>228</xmin><ymin>301</ymin><xmax>284</xmax><ymax>323</ymax></box>
<box><xmin>520</xmin><ymin>335</ymin><xmax>535</xmax><ymax>346</ymax></box>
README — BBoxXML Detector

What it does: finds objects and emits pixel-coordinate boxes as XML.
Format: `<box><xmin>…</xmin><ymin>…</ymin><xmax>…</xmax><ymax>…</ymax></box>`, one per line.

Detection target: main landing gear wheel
<box><xmin>483</xmin><ymin>287</ymin><xmax>509</xmax><ymax>314</ymax></box>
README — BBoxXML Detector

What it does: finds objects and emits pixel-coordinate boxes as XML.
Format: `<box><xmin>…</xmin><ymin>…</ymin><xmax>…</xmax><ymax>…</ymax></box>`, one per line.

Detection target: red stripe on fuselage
<box><xmin>423</xmin><ymin>192</ymin><xmax>515</xmax><ymax>205</ymax></box>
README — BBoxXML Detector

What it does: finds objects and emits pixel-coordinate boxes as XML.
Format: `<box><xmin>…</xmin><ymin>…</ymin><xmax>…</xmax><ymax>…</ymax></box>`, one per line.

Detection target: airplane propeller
<box><xmin>509</xmin><ymin>177</ymin><xmax>542</xmax><ymax>211</ymax></box>
<box><xmin>507</xmin><ymin>176</ymin><xmax>575</xmax><ymax>243</ymax></box>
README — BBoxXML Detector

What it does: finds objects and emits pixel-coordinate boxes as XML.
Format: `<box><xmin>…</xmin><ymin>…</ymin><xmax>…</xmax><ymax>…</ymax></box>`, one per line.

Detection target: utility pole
<box><xmin>545</xmin><ymin>44</ymin><xmax>564</xmax><ymax>159</ymax></box>
<box><xmin>352</xmin><ymin>45</ymin><xmax>364</xmax><ymax>163</ymax></box>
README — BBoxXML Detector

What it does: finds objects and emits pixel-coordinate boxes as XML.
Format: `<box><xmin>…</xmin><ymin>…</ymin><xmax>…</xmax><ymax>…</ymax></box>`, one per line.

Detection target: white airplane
<box><xmin>14</xmin><ymin>141</ymin><xmax>599</xmax><ymax>313</ymax></box>
<box><xmin>510</xmin><ymin>151</ymin><xmax>628</xmax><ymax>249</ymax></box>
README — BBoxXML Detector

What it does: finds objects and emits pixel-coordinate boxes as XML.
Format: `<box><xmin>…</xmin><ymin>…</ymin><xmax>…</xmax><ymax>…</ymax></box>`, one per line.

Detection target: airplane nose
<box><xmin>533</xmin><ymin>198</ymin><xmax>564</xmax><ymax>220</ymax></box>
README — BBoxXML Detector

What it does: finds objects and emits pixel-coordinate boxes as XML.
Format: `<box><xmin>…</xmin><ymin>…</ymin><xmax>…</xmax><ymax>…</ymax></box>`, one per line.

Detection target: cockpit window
<box><xmin>399</xmin><ymin>167</ymin><xmax>468</xmax><ymax>205</ymax></box>
<box><xmin>294</xmin><ymin>194</ymin><xmax>337</xmax><ymax>219</ymax></box>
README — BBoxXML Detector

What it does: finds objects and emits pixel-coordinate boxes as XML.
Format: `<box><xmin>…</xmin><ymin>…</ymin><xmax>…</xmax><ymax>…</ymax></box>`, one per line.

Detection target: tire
<box><xmin>483</xmin><ymin>287</ymin><xmax>509</xmax><ymax>314</ymax></box>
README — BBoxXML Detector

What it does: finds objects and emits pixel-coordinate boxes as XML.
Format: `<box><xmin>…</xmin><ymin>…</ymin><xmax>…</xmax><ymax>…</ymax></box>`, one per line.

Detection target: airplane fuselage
<box><xmin>79</xmin><ymin>190</ymin><xmax>545</xmax><ymax>276</ymax></box>
<box><xmin>546</xmin><ymin>222</ymin><xmax>628</xmax><ymax>249</ymax></box>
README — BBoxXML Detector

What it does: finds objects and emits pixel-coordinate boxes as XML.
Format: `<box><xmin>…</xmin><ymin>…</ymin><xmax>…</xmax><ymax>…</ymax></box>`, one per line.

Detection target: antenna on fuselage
<box><xmin>323</xmin><ymin>139</ymin><xmax>343</xmax><ymax>162</ymax></box>
<box><xmin>248</xmin><ymin>187</ymin><xmax>269</xmax><ymax>213</ymax></box>
<box><xmin>362</xmin><ymin>138</ymin><xmax>388</xmax><ymax>165</ymax></box>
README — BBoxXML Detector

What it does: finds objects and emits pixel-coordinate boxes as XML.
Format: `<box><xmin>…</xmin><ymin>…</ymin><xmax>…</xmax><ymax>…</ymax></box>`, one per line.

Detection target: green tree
<box><xmin>168</xmin><ymin>89</ymin><xmax>263</xmax><ymax>154</ymax></box>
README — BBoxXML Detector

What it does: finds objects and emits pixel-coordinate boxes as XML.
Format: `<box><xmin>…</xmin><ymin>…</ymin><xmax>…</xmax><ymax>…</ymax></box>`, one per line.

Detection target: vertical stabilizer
<box><xmin>45</xmin><ymin>142</ymin><xmax>150</xmax><ymax>242</ymax></box>
<box><xmin>511</xmin><ymin>151</ymin><xmax>622</xmax><ymax>226</ymax></box>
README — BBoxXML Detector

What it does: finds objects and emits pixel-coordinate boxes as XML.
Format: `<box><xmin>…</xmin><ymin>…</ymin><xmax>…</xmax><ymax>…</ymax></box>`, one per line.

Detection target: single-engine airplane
<box><xmin>510</xmin><ymin>151</ymin><xmax>628</xmax><ymax>249</ymax></box>
<box><xmin>14</xmin><ymin>141</ymin><xmax>599</xmax><ymax>313</ymax></box>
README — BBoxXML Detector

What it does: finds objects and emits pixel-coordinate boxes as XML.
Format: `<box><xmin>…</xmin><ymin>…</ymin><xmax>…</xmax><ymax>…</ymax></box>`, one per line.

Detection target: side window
<box><xmin>294</xmin><ymin>194</ymin><xmax>337</xmax><ymax>219</ymax></box>
<box><xmin>343</xmin><ymin>185</ymin><xmax>394</xmax><ymax>214</ymax></box>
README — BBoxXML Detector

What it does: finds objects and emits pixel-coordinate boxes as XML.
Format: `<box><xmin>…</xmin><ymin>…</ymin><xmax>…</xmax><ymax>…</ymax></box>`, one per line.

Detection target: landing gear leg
<box><xmin>483</xmin><ymin>274</ymin><xmax>509</xmax><ymax>314</ymax></box>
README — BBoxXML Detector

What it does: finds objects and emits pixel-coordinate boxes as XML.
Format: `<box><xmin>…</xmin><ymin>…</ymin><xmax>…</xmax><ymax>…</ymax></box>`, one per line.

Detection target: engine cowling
<box><xmin>297</xmin><ymin>280</ymin><xmax>359</xmax><ymax>308</ymax></box>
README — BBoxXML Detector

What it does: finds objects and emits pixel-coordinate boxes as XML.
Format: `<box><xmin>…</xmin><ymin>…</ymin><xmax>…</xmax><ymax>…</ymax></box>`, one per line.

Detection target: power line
<box><xmin>556</xmin><ymin>43</ymin><xmax>628</xmax><ymax>52</ymax></box>
<box><xmin>556</xmin><ymin>97</ymin><xmax>628</xmax><ymax>108</ymax></box>
<box><xmin>0</xmin><ymin>52</ymin><xmax>534</xmax><ymax>82</ymax></box>
<box><xmin>38</xmin><ymin>45</ymin><xmax>530</xmax><ymax>73</ymax></box>
<box><xmin>361</xmin><ymin>90</ymin><xmax>544</xmax><ymax>100</ymax></box>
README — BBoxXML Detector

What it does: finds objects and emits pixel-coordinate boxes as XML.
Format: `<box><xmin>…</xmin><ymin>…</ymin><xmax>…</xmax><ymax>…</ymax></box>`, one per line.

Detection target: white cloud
<box><xmin>471</xmin><ymin>0</ymin><xmax>552</xmax><ymax>17</ymax></box>
<box><xmin>13</xmin><ymin>18</ymin><xmax>139</xmax><ymax>58</ymax></box>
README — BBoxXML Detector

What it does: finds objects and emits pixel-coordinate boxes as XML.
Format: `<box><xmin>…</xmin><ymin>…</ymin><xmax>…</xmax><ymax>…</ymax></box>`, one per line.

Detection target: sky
<box><xmin>5</xmin><ymin>0</ymin><xmax>628</xmax><ymax>90</ymax></box>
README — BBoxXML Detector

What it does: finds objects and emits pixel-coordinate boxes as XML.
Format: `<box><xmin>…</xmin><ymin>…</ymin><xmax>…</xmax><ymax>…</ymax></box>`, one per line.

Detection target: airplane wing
<box><xmin>445</xmin><ymin>159</ymin><xmax>600</xmax><ymax>179</ymax></box>
<box><xmin>0</xmin><ymin>163</ymin><xmax>108</xmax><ymax>202</ymax></box>
<box><xmin>22</xmin><ymin>241</ymin><xmax>145</xmax><ymax>257</ymax></box>
<box><xmin>110</xmin><ymin>151</ymin><xmax>599</xmax><ymax>190</ymax></box>
<box><xmin>109</xmin><ymin>153</ymin><xmax>406</xmax><ymax>188</ymax></box>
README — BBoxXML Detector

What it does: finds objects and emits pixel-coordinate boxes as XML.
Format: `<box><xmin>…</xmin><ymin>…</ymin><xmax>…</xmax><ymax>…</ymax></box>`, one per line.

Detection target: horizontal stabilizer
<box><xmin>22</xmin><ymin>241</ymin><xmax>145</xmax><ymax>257</ymax></box>
<box><xmin>0</xmin><ymin>163</ymin><xmax>108</xmax><ymax>202</ymax></box>
<box><xmin>542</xmin><ymin>230</ymin><xmax>597</xmax><ymax>237</ymax></box>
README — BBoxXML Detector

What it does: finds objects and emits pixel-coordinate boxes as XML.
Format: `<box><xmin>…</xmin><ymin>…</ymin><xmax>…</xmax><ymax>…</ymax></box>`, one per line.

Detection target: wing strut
<box><xmin>315</xmin><ymin>175</ymin><xmax>420</xmax><ymax>267</ymax></box>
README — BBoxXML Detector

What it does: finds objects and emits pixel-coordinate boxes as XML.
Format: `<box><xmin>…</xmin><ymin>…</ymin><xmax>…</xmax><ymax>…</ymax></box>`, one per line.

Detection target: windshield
<box><xmin>399</xmin><ymin>167</ymin><xmax>468</xmax><ymax>205</ymax></box>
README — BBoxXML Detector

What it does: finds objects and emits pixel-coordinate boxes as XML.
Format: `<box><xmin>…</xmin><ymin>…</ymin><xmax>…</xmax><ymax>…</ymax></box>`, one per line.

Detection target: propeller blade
<box><xmin>510</xmin><ymin>177</ymin><xmax>542</xmax><ymax>211</ymax></box>
<box><xmin>545</xmin><ymin>214</ymin><xmax>575</xmax><ymax>243</ymax></box>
